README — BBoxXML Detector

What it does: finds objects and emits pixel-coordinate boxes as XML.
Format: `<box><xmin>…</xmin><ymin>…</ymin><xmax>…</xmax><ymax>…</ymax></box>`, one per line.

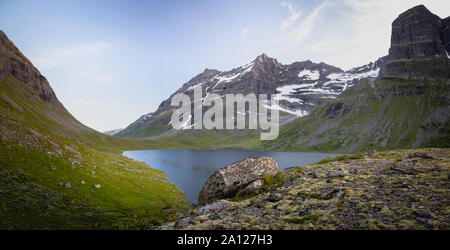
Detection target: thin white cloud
<box><xmin>277</xmin><ymin>1</ymin><xmax>331</xmax><ymax>46</ymax></box>
<box><xmin>280</xmin><ymin>1</ymin><xmax>302</xmax><ymax>30</ymax></box>
<box><xmin>241</xmin><ymin>27</ymin><xmax>251</xmax><ymax>35</ymax></box>
<box><xmin>305</xmin><ymin>0</ymin><xmax>450</xmax><ymax>69</ymax></box>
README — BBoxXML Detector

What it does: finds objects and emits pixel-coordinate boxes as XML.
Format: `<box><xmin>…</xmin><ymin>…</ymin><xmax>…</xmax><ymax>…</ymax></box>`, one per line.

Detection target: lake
<box><xmin>123</xmin><ymin>150</ymin><xmax>340</xmax><ymax>204</ymax></box>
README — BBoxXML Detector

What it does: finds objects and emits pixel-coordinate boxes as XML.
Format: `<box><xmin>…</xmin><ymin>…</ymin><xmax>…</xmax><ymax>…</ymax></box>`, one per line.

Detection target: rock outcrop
<box><xmin>198</xmin><ymin>156</ymin><xmax>278</xmax><ymax>205</ymax></box>
<box><xmin>380</xmin><ymin>5</ymin><xmax>450</xmax><ymax>78</ymax></box>
<box><xmin>0</xmin><ymin>30</ymin><xmax>60</xmax><ymax>104</ymax></box>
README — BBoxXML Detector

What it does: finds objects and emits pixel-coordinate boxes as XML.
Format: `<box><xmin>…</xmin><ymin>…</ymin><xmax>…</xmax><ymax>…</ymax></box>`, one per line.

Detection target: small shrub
<box><xmin>317</xmin><ymin>154</ymin><xmax>363</xmax><ymax>165</ymax></box>
<box><xmin>263</xmin><ymin>174</ymin><xmax>274</xmax><ymax>186</ymax></box>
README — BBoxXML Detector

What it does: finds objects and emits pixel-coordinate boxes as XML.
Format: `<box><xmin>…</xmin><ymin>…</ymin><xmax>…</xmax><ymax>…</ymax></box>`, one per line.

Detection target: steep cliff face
<box><xmin>442</xmin><ymin>17</ymin><xmax>450</xmax><ymax>53</ymax></box>
<box><xmin>381</xmin><ymin>5</ymin><xmax>450</xmax><ymax>78</ymax></box>
<box><xmin>0</xmin><ymin>31</ymin><xmax>60</xmax><ymax>105</ymax></box>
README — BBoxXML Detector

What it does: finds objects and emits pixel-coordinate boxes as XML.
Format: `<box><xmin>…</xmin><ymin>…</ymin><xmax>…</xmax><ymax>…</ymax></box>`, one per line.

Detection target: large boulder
<box><xmin>198</xmin><ymin>156</ymin><xmax>278</xmax><ymax>205</ymax></box>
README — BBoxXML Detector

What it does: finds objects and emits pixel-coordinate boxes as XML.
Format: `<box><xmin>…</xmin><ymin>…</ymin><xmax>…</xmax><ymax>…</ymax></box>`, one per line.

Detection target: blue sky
<box><xmin>0</xmin><ymin>0</ymin><xmax>448</xmax><ymax>131</ymax></box>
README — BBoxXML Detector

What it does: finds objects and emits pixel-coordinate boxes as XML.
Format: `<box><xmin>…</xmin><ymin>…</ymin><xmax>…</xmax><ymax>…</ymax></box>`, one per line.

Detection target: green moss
<box><xmin>317</xmin><ymin>154</ymin><xmax>363</xmax><ymax>165</ymax></box>
<box><xmin>285</xmin><ymin>215</ymin><xmax>320</xmax><ymax>224</ymax></box>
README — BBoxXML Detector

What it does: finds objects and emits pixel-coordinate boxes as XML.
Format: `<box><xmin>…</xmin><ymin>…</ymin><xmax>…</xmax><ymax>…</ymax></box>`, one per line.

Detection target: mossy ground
<box><xmin>167</xmin><ymin>148</ymin><xmax>450</xmax><ymax>230</ymax></box>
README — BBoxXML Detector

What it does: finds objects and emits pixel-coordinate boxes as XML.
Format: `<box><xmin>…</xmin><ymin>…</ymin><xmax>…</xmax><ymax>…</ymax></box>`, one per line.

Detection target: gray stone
<box><xmin>196</xmin><ymin>200</ymin><xmax>232</xmax><ymax>216</ymax></box>
<box><xmin>237</xmin><ymin>179</ymin><xmax>264</xmax><ymax>197</ymax></box>
<box><xmin>198</xmin><ymin>156</ymin><xmax>278</xmax><ymax>205</ymax></box>
<box><xmin>327</xmin><ymin>171</ymin><xmax>349</xmax><ymax>178</ymax></box>
<box><xmin>174</xmin><ymin>219</ymin><xmax>193</xmax><ymax>228</ymax></box>
<box><xmin>267</xmin><ymin>192</ymin><xmax>282</xmax><ymax>202</ymax></box>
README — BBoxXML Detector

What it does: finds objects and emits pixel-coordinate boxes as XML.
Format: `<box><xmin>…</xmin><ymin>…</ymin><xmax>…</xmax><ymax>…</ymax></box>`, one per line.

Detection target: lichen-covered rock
<box><xmin>198</xmin><ymin>156</ymin><xmax>278</xmax><ymax>205</ymax></box>
<box><xmin>196</xmin><ymin>200</ymin><xmax>233</xmax><ymax>216</ymax></box>
<box><xmin>237</xmin><ymin>179</ymin><xmax>264</xmax><ymax>198</ymax></box>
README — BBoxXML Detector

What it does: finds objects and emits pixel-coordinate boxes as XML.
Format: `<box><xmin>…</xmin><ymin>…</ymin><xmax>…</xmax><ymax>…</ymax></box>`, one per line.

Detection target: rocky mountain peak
<box><xmin>202</xmin><ymin>68</ymin><xmax>220</xmax><ymax>75</ymax></box>
<box><xmin>253</xmin><ymin>53</ymin><xmax>281</xmax><ymax>68</ymax></box>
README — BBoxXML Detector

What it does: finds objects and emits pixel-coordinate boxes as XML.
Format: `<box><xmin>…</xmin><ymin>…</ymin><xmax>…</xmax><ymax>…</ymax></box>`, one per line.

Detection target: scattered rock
<box><xmin>267</xmin><ymin>192</ymin><xmax>282</xmax><ymax>202</ymax></box>
<box><xmin>94</xmin><ymin>184</ymin><xmax>101</xmax><ymax>189</ymax></box>
<box><xmin>50</xmin><ymin>166</ymin><xmax>56</xmax><ymax>171</ymax></box>
<box><xmin>413</xmin><ymin>210</ymin><xmax>434</xmax><ymax>219</ymax></box>
<box><xmin>196</xmin><ymin>200</ymin><xmax>232</xmax><ymax>216</ymax></box>
<box><xmin>174</xmin><ymin>219</ymin><xmax>194</xmax><ymax>228</ymax></box>
<box><xmin>323</xmin><ymin>188</ymin><xmax>345</xmax><ymax>200</ymax></box>
<box><xmin>327</xmin><ymin>171</ymin><xmax>349</xmax><ymax>178</ymax></box>
<box><xmin>408</xmin><ymin>152</ymin><xmax>434</xmax><ymax>160</ymax></box>
<box><xmin>168</xmin><ymin>148</ymin><xmax>450</xmax><ymax>230</ymax></box>
<box><xmin>237</xmin><ymin>179</ymin><xmax>264</xmax><ymax>197</ymax></box>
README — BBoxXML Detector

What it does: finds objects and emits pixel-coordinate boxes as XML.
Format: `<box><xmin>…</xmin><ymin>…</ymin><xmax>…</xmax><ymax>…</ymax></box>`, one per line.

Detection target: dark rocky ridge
<box><xmin>0</xmin><ymin>30</ymin><xmax>60</xmax><ymax>105</ymax></box>
<box><xmin>381</xmin><ymin>5</ymin><xmax>450</xmax><ymax>78</ymax></box>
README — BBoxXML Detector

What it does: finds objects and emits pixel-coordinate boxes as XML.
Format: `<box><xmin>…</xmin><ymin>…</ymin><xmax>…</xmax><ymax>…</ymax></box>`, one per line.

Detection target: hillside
<box><xmin>0</xmin><ymin>30</ymin><xmax>188</xmax><ymax>229</ymax></box>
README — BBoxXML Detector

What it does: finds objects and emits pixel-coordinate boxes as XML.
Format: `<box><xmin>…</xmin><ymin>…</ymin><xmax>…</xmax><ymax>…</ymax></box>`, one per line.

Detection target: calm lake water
<box><xmin>123</xmin><ymin>150</ymin><xmax>340</xmax><ymax>204</ymax></box>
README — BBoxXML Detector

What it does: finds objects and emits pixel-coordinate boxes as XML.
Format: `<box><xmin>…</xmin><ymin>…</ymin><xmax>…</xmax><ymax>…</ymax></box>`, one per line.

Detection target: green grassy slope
<box><xmin>261</xmin><ymin>77</ymin><xmax>450</xmax><ymax>153</ymax></box>
<box><xmin>0</xmin><ymin>76</ymin><xmax>189</xmax><ymax>229</ymax></box>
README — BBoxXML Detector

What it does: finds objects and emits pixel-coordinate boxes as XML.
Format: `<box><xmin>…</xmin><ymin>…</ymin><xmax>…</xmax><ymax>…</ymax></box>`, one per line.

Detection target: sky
<box><xmin>0</xmin><ymin>0</ymin><xmax>448</xmax><ymax>132</ymax></box>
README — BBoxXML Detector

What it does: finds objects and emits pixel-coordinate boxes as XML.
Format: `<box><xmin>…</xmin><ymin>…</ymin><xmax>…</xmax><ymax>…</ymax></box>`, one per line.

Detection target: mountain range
<box><xmin>117</xmin><ymin>5</ymin><xmax>450</xmax><ymax>153</ymax></box>
<box><xmin>117</xmin><ymin>53</ymin><xmax>386</xmax><ymax>138</ymax></box>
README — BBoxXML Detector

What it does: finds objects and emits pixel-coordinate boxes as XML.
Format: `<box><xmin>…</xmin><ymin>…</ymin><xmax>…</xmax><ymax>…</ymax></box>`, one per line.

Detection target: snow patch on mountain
<box><xmin>213</xmin><ymin>62</ymin><xmax>255</xmax><ymax>88</ymax></box>
<box><xmin>325</xmin><ymin>68</ymin><xmax>379</xmax><ymax>91</ymax></box>
<box><xmin>298</xmin><ymin>69</ymin><xmax>320</xmax><ymax>80</ymax></box>
<box><xmin>274</xmin><ymin>84</ymin><xmax>314</xmax><ymax>103</ymax></box>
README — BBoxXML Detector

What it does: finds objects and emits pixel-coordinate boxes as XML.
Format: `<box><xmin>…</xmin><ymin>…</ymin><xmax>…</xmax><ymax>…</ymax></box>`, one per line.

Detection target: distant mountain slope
<box><xmin>117</xmin><ymin>54</ymin><xmax>385</xmax><ymax>138</ymax></box>
<box><xmin>103</xmin><ymin>128</ymin><xmax>123</xmax><ymax>136</ymax></box>
<box><xmin>0</xmin><ymin>30</ymin><xmax>187</xmax><ymax>229</ymax></box>
<box><xmin>262</xmin><ymin>77</ymin><xmax>449</xmax><ymax>153</ymax></box>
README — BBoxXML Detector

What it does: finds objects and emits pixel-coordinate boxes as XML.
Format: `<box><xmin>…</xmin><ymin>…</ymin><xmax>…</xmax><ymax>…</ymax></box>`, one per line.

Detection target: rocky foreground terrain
<box><xmin>163</xmin><ymin>148</ymin><xmax>449</xmax><ymax>230</ymax></box>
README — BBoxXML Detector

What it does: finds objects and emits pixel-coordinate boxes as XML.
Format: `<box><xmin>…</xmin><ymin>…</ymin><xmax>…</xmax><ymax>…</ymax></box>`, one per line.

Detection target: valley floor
<box><xmin>163</xmin><ymin>148</ymin><xmax>449</xmax><ymax>230</ymax></box>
